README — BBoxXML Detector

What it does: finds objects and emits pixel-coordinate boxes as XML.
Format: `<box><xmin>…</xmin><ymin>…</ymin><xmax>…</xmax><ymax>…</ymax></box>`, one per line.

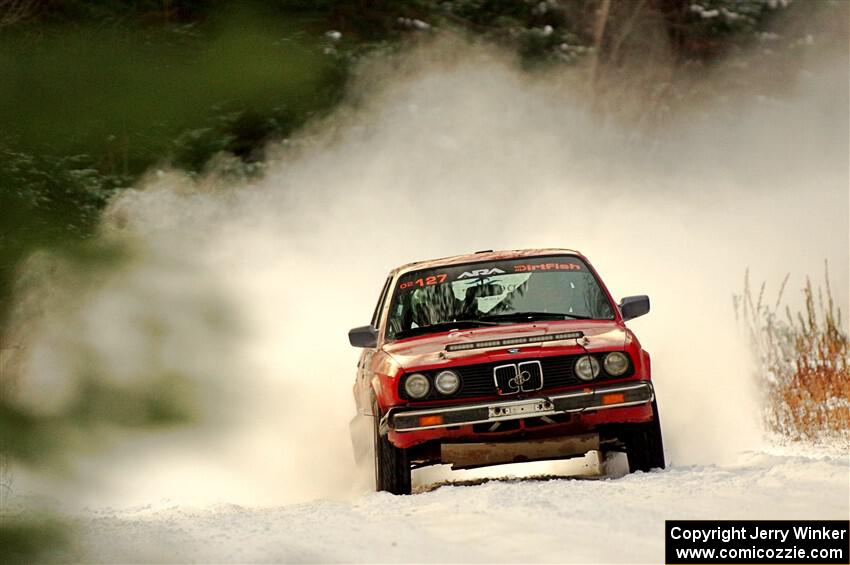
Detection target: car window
<box><xmin>386</xmin><ymin>256</ymin><xmax>614</xmax><ymax>340</ymax></box>
<box><xmin>371</xmin><ymin>276</ymin><xmax>392</xmax><ymax>329</ymax></box>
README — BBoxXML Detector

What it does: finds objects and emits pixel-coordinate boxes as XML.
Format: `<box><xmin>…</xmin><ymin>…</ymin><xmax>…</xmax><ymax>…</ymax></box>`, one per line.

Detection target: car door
<box><xmin>355</xmin><ymin>274</ymin><xmax>392</xmax><ymax>415</ymax></box>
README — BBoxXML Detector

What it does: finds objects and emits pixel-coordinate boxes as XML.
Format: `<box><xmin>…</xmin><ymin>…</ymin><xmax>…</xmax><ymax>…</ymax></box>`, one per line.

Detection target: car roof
<box><xmin>391</xmin><ymin>248</ymin><xmax>587</xmax><ymax>277</ymax></box>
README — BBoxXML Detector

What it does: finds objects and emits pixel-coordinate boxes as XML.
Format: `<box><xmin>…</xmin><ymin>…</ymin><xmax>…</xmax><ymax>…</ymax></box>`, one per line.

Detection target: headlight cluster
<box><xmin>403</xmin><ymin>370</ymin><xmax>461</xmax><ymax>398</ymax></box>
<box><xmin>434</xmin><ymin>370</ymin><xmax>460</xmax><ymax>395</ymax></box>
<box><xmin>404</xmin><ymin>374</ymin><xmax>430</xmax><ymax>398</ymax></box>
<box><xmin>575</xmin><ymin>352</ymin><xmax>630</xmax><ymax>381</ymax></box>
<box><xmin>575</xmin><ymin>355</ymin><xmax>600</xmax><ymax>381</ymax></box>
<box><xmin>603</xmin><ymin>351</ymin><xmax>630</xmax><ymax>376</ymax></box>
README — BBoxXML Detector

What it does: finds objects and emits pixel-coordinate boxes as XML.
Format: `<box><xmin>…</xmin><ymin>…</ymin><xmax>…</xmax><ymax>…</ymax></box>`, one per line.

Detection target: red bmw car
<box><xmin>349</xmin><ymin>249</ymin><xmax>665</xmax><ymax>494</ymax></box>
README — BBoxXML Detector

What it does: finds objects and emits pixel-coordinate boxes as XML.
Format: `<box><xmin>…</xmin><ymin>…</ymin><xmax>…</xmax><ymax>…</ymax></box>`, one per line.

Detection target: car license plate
<box><xmin>488</xmin><ymin>399</ymin><xmax>553</xmax><ymax>418</ymax></box>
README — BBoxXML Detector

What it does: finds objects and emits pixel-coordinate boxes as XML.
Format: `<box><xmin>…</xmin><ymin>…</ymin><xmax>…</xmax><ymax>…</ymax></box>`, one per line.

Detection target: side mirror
<box><xmin>349</xmin><ymin>325</ymin><xmax>378</xmax><ymax>348</ymax></box>
<box><xmin>619</xmin><ymin>295</ymin><xmax>650</xmax><ymax>321</ymax></box>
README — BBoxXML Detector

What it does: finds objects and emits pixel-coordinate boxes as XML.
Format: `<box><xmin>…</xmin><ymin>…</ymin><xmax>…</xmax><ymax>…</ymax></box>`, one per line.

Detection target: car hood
<box><xmin>382</xmin><ymin>320</ymin><xmax>628</xmax><ymax>370</ymax></box>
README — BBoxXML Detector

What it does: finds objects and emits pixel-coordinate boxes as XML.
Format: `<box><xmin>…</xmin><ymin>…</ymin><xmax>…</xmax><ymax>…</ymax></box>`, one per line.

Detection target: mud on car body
<box><xmin>349</xmin><ymin>249</ymin><xmax>665</xmax><ymax>495</ymax></box>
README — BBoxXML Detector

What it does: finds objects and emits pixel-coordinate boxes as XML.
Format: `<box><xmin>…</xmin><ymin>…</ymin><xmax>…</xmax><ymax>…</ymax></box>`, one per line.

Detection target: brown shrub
<box><xmin>735</xmin><ymin>262</ymin><xmax>849</xmax><ymax>441</ymax></box>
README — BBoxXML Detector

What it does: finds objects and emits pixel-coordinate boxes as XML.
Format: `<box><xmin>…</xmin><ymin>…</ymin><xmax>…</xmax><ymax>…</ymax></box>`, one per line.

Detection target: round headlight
<box><xmin>575</xmin><ymin>355</ymin><xmax>600</xmax><ymax>381</ymax></box>
<box><xmin>603</xmin><ymin>352</ymin><xmax>629</xmax><ymax>376</ymax></box>
<box><xmin>434</xmin><ymin>370</ymin><xmax>460</xmax><ymax>395</ymax></box>
<box><xmin>404</xmin><ymin>373</ymin><xmax>430</xmax><ymax>398</ymax></box>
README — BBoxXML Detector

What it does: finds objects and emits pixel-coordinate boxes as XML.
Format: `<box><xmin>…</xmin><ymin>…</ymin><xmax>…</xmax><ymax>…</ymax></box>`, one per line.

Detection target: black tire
<box><xmin>624</xmin><ymin>400</ymin><xmax>666</xmax><ymax>473</ymax></box>
<box><xmin>372</xmin><ymin>398</ymin><xmax>411</xmax><ymax>495</ymax></box>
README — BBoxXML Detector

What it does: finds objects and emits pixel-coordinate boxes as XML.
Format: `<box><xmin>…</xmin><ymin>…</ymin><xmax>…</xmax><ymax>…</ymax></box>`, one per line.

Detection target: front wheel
<box><xmin>373</xmin><ymin>399</ymin><xmax>411</xmax><ymax>495</ymax></box>
<box><xmin>623</xmin><ymin>400</ymin><xmax>666</xmax><ymax>473</ymax></box>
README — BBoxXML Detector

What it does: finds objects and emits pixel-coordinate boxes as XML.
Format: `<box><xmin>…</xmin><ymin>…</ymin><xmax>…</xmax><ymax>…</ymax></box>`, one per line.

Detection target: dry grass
<box><xmin>735</xmin><ymin>262</ymin><xmax>849</xmax><ymax>441</ymax></box>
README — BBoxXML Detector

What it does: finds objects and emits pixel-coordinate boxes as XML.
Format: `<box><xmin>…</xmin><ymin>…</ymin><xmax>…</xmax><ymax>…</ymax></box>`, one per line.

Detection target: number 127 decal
<box><xmin>399</xmin><ymin>274</ymin><xmax>447</xmax><ymax>290</ymax></box>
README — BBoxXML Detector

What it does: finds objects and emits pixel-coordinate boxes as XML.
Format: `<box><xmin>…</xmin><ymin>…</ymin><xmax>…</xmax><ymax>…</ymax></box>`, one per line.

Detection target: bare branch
<box><xmin>0</xmin><ymin>0</ymin><xmax>39</xmax><ymax>29</ymax></box>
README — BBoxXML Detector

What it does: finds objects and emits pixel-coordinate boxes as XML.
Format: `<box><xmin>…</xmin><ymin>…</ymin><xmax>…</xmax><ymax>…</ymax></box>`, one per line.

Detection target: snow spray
<box><xmin>7</xmin><ymin>34</ymin><xmax>848</xmax><ymax>506</ymax></box>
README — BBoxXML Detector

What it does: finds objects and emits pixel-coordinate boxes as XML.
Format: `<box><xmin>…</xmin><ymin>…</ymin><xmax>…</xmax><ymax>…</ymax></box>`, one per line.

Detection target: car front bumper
<box><xmin>385</xmin><ymin>381</ymin><xmax>654</xmax><ymax>433</ymax></box>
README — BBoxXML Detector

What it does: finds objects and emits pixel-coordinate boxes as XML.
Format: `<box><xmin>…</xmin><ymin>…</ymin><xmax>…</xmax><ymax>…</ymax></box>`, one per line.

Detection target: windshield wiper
<box><xmin>395</xmin><ymin>320</ymin><xmax>502</xmax><ymax>339</ymax></box>
<box><xmin>480</xmin><ymin>311</ymin><xmax>596</xmax><ymax>322</ymax></box>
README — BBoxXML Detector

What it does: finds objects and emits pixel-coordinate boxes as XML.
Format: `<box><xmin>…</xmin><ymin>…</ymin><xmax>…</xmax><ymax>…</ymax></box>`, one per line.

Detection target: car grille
<box><xmin>399</xmin><ymin>353</ymin><xmax>633</xmax><ymax>401</ymax></box>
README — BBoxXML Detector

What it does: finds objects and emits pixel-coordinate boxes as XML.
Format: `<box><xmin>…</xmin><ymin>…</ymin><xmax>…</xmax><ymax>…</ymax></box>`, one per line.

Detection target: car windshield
<box><xmin>386</xmin><ymin>255</ymin><xmax>615</xmax><ymax>340</ymax></box>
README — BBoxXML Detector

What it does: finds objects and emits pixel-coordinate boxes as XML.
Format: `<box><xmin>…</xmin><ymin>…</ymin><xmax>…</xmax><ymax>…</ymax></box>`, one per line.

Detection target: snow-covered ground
<box><xmin>61</xmin><ymin>446</ymin><xmax>848</xmax><ymax>563</ymax></box>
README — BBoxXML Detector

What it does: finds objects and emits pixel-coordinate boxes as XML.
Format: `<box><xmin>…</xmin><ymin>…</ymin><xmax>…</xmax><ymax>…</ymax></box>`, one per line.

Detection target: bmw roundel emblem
<box><xmin>507</xmin><ymin>348</ymin><xmax>521</xmax><ymax>354</ymax></box>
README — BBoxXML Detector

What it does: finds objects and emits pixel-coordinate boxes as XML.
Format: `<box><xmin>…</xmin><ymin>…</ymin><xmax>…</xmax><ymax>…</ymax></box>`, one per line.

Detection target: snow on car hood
<box><xmin>382</xmin><ymin>320</ymin><xmax>628</xmax><ymax>370</ymax></box>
